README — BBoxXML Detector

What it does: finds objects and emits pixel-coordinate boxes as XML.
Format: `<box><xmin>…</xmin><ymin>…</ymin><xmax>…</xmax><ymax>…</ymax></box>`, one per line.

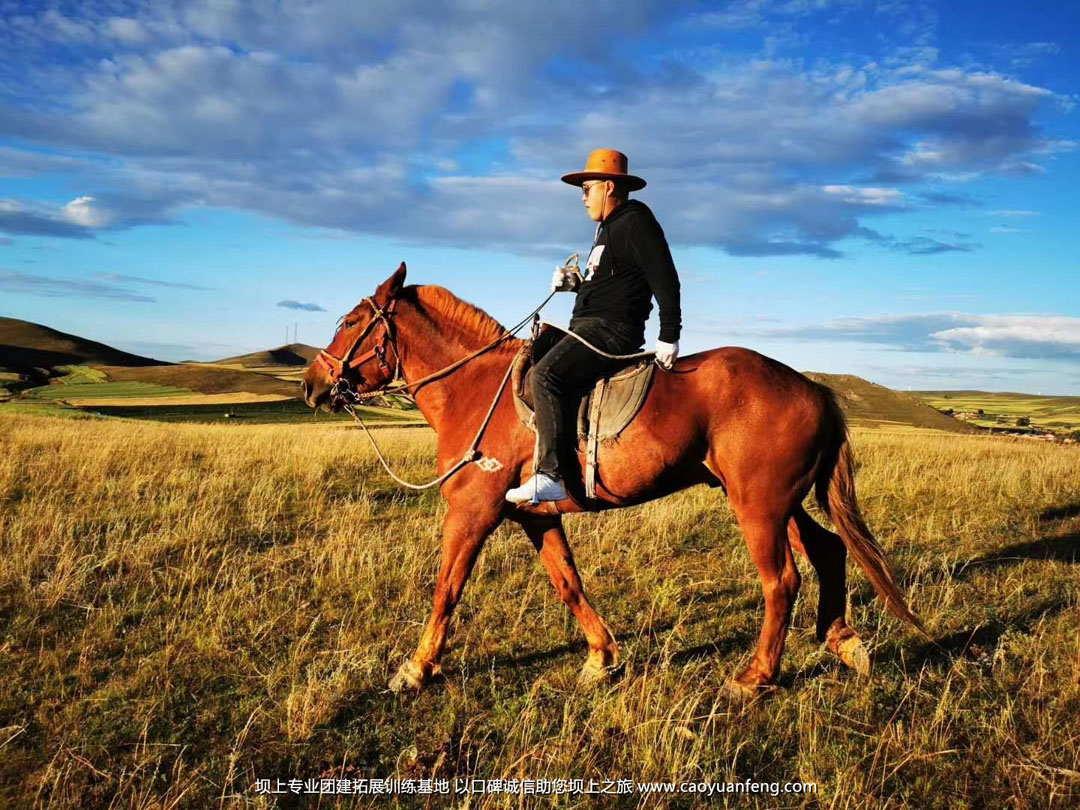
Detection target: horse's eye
<box><xmin>344</xmin><ymin>320</ymin><xmax>355</xmax><ymax>329</ymax></box>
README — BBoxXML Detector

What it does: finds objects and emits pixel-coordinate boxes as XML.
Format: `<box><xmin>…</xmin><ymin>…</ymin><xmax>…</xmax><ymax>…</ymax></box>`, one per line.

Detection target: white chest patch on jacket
<box><xmin>584</xmin><ymin>245</ymin><xmax>604</xmax><ymax>280</ymax></box>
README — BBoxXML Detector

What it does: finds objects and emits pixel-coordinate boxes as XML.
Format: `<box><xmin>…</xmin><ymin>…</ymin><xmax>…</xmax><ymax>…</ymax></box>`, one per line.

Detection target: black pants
<box><xmin>532</xmin><ymin>317</ymin><xmax>643</xmax><ymax>479</ymax></box>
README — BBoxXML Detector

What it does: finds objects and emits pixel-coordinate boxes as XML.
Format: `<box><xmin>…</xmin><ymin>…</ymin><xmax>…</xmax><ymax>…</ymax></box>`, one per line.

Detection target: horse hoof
<box><xmin>577</xmin><ymin>660</ymin><xmax>623</xmax><ymax>689</ymax></box>
<box><xmin>389</xmin><ymin>660</ymin><xmax>427</xmax><ymax>693</ymax></box>
<box><xmin>725</xmin><ymin>673</ymin><xmax>777</xmax><ymax>703</ymax></box>
<box><xmin>836</xmin><ymin>635</ymin><xmax>872</xmax><ymax>677</ymax></box>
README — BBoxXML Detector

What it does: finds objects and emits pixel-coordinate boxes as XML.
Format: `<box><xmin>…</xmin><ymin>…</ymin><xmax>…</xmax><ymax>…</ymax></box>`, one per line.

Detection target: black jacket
<box><xmin>571</xmin><ymin>199</ymin><xmax>681</xmax><ymax>344</ymax></box>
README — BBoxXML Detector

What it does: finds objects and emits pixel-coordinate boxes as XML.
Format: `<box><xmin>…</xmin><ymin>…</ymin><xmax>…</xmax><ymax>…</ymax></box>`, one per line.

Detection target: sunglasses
<box><xmin>582</xmin><ymin>181</ymin><xmax>607</xmax><ymax>198</ymax></box>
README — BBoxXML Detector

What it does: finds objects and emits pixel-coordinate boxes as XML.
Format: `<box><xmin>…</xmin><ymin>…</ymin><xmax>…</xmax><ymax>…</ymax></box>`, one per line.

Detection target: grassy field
<box><xmin>1</xmin><ymin>414</ymin><xmax>1078</xmax><ymax>809</ymax></box>
<box><xmin>0</xmin><ymin>371</ymin><xmax>23</xmax><ymax>395</ymax></box>
<box><xmin>83</xmin><ymin>399</ymin><xmax>421</xmax><ymax>425</ymax></box>
<box><xmin>5</xmin><ymin>364</ymin><xmax>422</xmax><ymax>424</ymax></box>
<box><xmin>24</xmin><ymin>380</ymin><xmax>194</xmax><ymax>401</ymax></box>
<box><xmin>191</xmin><ymin>365</ymin><xmax>309</xmax><ymax>383</ymax></box>
<box><xmin>914</xmin><ymin>390</ymin><xmax>1080</xmax><ymax>433</ymax></box>
<box><xmin>0</xmin><ymin>398</ymin><xmax>417</xmax><ymax>426</ymax></box>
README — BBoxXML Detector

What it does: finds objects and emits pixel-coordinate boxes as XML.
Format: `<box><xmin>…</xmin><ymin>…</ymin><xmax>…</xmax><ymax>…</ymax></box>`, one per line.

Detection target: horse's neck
<box><xmin>396</xmin><ymin>308</ymin><xmax>514</xmax><ymax>438</ymax></box>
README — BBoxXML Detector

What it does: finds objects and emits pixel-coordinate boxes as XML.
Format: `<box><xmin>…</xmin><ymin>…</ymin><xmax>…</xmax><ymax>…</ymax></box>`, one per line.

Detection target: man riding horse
<box><xmin>505</xmin><ymin>149</ymin><xmax>683</xmax><ymax>505</ymax></box>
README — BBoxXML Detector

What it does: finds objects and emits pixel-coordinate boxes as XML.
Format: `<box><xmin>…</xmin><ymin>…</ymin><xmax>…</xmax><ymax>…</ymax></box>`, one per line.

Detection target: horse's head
<box><xmin>302</xmin><ymin>262</ymin><xmax>407</xmax><ymax>411</ymax></box>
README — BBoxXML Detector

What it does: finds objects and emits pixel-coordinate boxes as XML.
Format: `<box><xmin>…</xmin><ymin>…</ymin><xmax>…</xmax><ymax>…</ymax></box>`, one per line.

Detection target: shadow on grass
<box><xmin>1039</xmin><ymin>502</ymin><xmax>1080</xmax><ymax>523</ymax></box>
<box><xmin>455</xmin><ymin>597</ymin><xmax>757</xmax><ymax>681</ymax></box>
<box><xmin>951</xmin><ymin>530</ymin><xmax>1079</xmax><ymax>580</ymax></box>
<box><xmin>876</xmin><ymin>595</ymin><xmax>1073</xmax><ymax>672</ymax></box>
<box><xmin>669</xmin><ymin>629</ymin><xmax>757</xmax><ymax>667</ymax></box>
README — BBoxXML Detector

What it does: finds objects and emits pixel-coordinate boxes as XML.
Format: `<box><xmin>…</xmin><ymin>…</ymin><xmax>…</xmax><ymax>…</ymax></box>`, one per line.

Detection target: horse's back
<box><xmin>656</xmin><ymin>345</ymin><xmax>830</xmax><ymax>425</ymax></box>
<box><xmin>584</xmin><ymin>346</ymin><xmax>830</xmax><ymax>503</ymax></box>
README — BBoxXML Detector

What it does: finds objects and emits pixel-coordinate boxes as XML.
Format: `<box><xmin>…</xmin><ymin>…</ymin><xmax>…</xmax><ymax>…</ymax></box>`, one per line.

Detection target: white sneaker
<box><xmin>505</xmin><ymin>472</ymin><xmax>568</xmax><ymax>505</ymax></box>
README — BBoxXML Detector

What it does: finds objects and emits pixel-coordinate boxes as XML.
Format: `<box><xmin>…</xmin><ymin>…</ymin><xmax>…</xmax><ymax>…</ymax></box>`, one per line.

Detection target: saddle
<box><xmin>511</xmin><ymin>339</ymin><xmax>655</xmax><ymax>500</ymax></box>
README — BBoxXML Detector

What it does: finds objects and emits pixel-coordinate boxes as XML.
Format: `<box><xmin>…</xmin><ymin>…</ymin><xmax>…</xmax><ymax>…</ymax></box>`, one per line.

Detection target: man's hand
<box><xmin>551</xmin><ymin>266</ymin><xmax>566</xmax><ymax>292</ymax></box>
<box><xmin>551</xmin><ymin>265</ymin><xmax>581</xmax><ymax>293</ymax></box>
<box><xmin>655</xmin><ymin>339</ymin><xmax>679</xmax><ymax>370</ymax></box>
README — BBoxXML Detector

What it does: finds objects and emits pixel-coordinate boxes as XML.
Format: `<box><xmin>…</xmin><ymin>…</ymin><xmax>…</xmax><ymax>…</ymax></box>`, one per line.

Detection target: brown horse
<box><xmin>302</xmin><ymin>263</ymin><xmax>925</xmax><ymax>697</ymax></box>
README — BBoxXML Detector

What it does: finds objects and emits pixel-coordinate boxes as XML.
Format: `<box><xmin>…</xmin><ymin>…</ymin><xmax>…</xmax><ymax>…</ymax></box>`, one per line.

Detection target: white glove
<box><xmin>551</xmin><ymin>265</ymin><xmax>567</xmax><ymax>292</ymax></box>
<box><xmin>551</xmin><ymin>264</ymin><xmax>582</xmax><ymax>293</ymax></box>
<box><xmin>655</xmin><ymin>339</ymin><xmax>679</xmax><ymax>370</ymax></box>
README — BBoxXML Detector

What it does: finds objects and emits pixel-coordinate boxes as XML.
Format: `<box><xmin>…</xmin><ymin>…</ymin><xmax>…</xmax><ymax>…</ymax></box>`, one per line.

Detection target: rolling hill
<box><xmin>213</xmin><ymin>343</ymin><xmax>319</xmax><ymax>367</ymax></box>
<box><xmin>95</xmin><ymin>364</ymin><xmax>300</xmax><ymax>397</ymax></box>
<box><xmin>0</xmin><ymin>317</ymin><xmax>301</xmax><ymax>399</ymax></box>
<box><xmin>805</xmin><ymin>372</ymin><xmax>979</xmax><ymax>434</ymax></box>
<box><xmin>0</xmin><ymin>317</ymin><xmax>164</xmax><ymax>371</ymax></box>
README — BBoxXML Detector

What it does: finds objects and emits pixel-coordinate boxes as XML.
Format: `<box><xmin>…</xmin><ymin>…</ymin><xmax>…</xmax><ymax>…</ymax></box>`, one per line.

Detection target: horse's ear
<box><xmin>375</xmin><ymin>262</ymin><xmax>407</xmax><ymax>302</ymax></box>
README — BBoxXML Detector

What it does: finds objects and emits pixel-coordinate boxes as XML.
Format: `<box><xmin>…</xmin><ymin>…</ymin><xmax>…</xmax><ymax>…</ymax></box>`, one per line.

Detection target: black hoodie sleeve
<box><xmin>627</xmin><ymin>216</ymin><xmax>682</xmax><ymax>342</ymax></box>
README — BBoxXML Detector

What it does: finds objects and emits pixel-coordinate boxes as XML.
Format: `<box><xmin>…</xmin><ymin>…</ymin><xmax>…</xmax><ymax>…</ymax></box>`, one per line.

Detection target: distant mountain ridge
<box><xmin>0</xmin><ymin>316</ymin><xmax>986</xmax><ymax>431</ymax></box>
<box><xmin>213</xmin><ymin>343</ymin><xmax>319</xmax><ymax>367</ymax></box>
<box><xmin>0</xmin><ymin>316</ymin><xmax>165</xmax><ymax>371</ymax></box>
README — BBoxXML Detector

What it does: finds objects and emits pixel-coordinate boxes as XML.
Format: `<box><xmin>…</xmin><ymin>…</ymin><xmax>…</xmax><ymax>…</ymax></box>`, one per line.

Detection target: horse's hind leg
<box><xmin>519</xmin><ymin>515</ymin><xmax>620</xmax><ymax>685</ymax></box>
<box><xmin>787</xmin><ymin>506</ymin><xmax>870</xmax><ymax>675</ymax></box>
<box><xmin>729</xmin><ymin>507</ymin><xmax>801</xmax><ymax>696</ymax></box>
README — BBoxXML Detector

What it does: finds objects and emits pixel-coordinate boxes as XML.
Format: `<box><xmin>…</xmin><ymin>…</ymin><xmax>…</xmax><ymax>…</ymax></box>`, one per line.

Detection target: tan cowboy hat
<box><xmin>561</xmin><ymin>148</ymin><xmax>646</xmax><ymax>191</ymax></box>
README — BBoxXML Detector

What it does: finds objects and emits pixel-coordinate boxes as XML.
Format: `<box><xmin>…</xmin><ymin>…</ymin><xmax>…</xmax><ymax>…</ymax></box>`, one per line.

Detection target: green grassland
<box><xmin>0</xmin><ymin>396</ymin><xmax>417</xmax><ymax>426</ymax></box>
<box><xmin>914</xmin><ymin>390</ymin><xmax>1080</xmax><ymax>432</ymax></box>
<box><xmin>2</xmin><ymin>365</ymin><xmax>424</xmax><ymax>424</ymax></box>
<box><xmin>0</xmin><ymin>400</ymin><xmax>112</xmax><ymax>420</ymax></box>
<box><xmin>51</xmin><ymin>365</ymin><xmax>108</xmax><ymax>384</ymax></box>
<box><xmin>95</xmin><ymin>363</ymin><xmax>300</xmax><ymax>397</ymax></box>
<box><xmin>0</xmin><ymin>372</ymin><xmax>21</xmax><ymax>396</ymax></box>
<box><xmin>13</xmin><ymin>365</ymin><xmax>194</xmax><ymax>405</ymax></box>
<box><xmin>88</xmin><ymin>399</ymin><xmax>421</xmax><ymax>424</ymax></box>
<box><xmin>24</xmin><ymin>380</ymin><xmax>193</xmax><ymax>401</ymax></box>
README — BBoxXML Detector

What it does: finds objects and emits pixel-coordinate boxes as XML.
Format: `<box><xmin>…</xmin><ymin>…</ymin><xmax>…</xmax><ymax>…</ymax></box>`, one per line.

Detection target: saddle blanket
<box><xmin>510</xmin><ymin>342</ymin><xmax>655</xmax><ymax>499</ymax></box>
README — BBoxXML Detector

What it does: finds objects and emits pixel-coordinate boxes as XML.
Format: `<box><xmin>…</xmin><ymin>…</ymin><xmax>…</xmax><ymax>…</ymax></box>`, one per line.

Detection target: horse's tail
<box><xmin>814</xmin><ymin>390</ymin><xmax>928</xmax><ymax>636</ymax></box>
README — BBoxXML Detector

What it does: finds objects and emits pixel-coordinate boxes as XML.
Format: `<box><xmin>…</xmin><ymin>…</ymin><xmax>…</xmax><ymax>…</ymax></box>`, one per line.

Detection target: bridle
<box><xmin>315</xmin><ymin>288</ymin><xmax>554</xmax><ymax>407</ymax></box>
<box><xmin>308</xmin><ymin>288</ymin><xmax>549</xmax><ymax>491</ymax></box>
<box><xmin>312</xmin><ymin>295</ymin><xmax>402</xmax><ymax>396</ymax></box>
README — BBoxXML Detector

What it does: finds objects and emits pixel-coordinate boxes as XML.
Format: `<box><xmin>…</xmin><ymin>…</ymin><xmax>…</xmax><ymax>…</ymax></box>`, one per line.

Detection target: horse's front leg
<box><xmin>389</xmin><ymin>499</ymin><xmax>503</xmax><ymax>692</ymax></box>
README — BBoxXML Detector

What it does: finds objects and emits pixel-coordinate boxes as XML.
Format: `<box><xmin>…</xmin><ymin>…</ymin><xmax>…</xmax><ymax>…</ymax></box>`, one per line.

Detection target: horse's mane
<box><xmin>408</xmin><ymin>285</ymin><xmax>509</xmax><ymax>348</ymax></box>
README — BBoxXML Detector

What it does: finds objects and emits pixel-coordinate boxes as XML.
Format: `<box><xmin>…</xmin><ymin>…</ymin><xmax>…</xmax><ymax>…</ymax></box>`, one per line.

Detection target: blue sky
<box><xmin>1</xmin><ymin>0</ymin><xmax>1077</xmax><ymax>393</ymax></box>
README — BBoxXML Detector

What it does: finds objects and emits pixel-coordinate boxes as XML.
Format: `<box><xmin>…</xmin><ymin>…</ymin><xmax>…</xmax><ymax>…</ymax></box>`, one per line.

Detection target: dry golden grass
<box><xmin>1</xmin><ymin>413</ymin><xmax>1078</xmax><ymax>809</ymax></box>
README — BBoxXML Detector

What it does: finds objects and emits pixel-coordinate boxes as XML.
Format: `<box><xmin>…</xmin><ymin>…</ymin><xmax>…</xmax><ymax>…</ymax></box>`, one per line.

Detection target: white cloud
<box><xmin>931</xmin><ymin>316</ymin><xmax>1080</xmax><ymax>353</ymax></box>
<box><xmin>63</xmin><ymin>195</ymin><xmax>110</xmax><ymax>228</ymax></box>
<box><xmin>0</xmin><ymin>1</ymin><xmax>1072</xmax><ymax>258</ymax></box>
<box><xmin>0</xmin><ymin>269</ymin><xmax>154</xmax><ymax>302</ymax></box>
<box><xmin>105</xmin><ymin>17</ymin><xmax>150</xmax><ymax>44</ymax></box>
<box><xmin>822</xmin><ymin>185</ymin><xmax>905</xmax><ymax>205</ymax></box>
<box><xmin>748</xmin><ymin>312</ymin><xmax>1080</xmax><ymax>362</ymax></box>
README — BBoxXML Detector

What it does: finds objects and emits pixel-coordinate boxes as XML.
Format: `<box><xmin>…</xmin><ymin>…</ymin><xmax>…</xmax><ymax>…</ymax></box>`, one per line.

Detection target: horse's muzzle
<box><xmin>301</xmin><ymin>377</ymin><xmax>331</xmax><ymax>410</ymax></box>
